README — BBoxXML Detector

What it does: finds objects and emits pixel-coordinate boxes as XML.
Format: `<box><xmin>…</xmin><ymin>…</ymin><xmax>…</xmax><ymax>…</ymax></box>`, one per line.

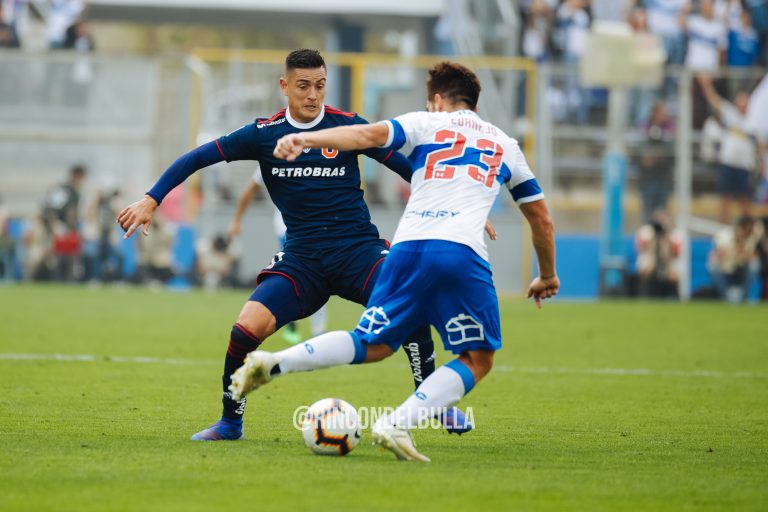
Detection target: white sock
<box><xmin>309</xmin><ymin>305</ymin><xmax>327</xmax><ymax>337</ymax></box>
<box><xmin>390</xmin><ymin>360</ymin><xmax>475</xmax><ymax>429</ymax></box>
<box><xmin>275</xmin><ymin>330</ymin><xmax>360</xmax><ymax>374</ymax></box>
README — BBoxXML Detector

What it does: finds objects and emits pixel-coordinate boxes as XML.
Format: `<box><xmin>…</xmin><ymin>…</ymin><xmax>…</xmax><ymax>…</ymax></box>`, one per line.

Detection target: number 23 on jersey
<box><xmin>424</xmin><ymin>129</ymin><xmax>503</xmax><ymax>188</ymax></box>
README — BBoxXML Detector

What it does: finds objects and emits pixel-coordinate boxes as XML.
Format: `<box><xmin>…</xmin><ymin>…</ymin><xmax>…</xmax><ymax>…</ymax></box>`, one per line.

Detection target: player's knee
<box><xmin>236</xmin><ymin>301</ymin><xmax>277</xmax><ymax>340</ymax></box>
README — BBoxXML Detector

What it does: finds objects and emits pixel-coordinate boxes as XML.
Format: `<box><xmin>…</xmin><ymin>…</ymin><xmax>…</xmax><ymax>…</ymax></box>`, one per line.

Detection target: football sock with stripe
<box><xmin>273</xmin><ymin>330</ymin><xmax>367</xmax><ymax>374</ymax></box>
<box><xmin>390</xmin><ymin>359</ymin><xmax>476</xmax><ymax>429</ymax></box>
<box><xmin>222</xmin><ymin>323</ymin><xmax>262</xmax><ymax>420</ymax></box>
<box><xmin>402</xmin><ymin>326</ymin><xmax>436</xmax><ymax>389</ymax></box>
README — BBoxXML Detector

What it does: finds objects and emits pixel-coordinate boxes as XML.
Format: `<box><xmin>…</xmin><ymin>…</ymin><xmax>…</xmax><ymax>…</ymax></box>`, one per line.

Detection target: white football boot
<box><xmin>371</xmin><ymin>418</ymin><xmax>430</xmax><ymax>462</ymax></box>
<box><xmin>228</xmin><ymin>351</ymin><xmax>279</xmax><ymax>401</ymax></box>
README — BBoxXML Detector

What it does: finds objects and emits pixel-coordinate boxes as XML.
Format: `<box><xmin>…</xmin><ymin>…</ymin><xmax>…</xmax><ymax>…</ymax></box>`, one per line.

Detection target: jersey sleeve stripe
<box><xmin>214</xmin><ymin>139</ymin><xmax>228</xmax><ymax>160</ymax></box>
<box><xmin>382</xmin><ymin>149</ymin><xmax>394</xmax><ymax>163</ymax></box>
<box><xmin>509</xmin><ymin>178</ymin><xmax>543</xmax><ymax>203</ymax></box>
<box><xmin>383</xmin><ymin>119</ymin><xmax>407</xmax><ymax>150</ymax></box>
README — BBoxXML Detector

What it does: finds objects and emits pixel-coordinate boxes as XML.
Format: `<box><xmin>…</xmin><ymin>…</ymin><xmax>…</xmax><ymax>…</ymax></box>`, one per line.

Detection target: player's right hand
<box><xmin>273</xmin><ymin>134</ymin><xmax>306</xmax><ymax>161</ymax></box>
<box><xmin>527</xmin><ymin>274</ymin><xmax>560</xmax><ymax>309</ymax></box>
<box><xmin>117</xmin><ymin>195</ymin><xmax>158</xmax><ymax>239</ymax></box>
<box><xmin>228</xmin><ymin>220</ymin><xmax>241</xmax><ymax>240</ymax></box>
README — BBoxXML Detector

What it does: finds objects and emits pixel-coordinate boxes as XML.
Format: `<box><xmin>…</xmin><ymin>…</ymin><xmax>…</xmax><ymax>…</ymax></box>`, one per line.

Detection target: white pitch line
<box><xmin>0</xmin><ymin>353</ymin><xmax>216</xmax><ymax>366</ymax></box>
<box><xmin>0</xmin><ymin>353</ymin><xmax>765</xmax><ymax>380</ymax></box>
<box><xmin>491</xmin><ymin>365</ymin><xmax>768</xmax><ymax>380</ymax></box>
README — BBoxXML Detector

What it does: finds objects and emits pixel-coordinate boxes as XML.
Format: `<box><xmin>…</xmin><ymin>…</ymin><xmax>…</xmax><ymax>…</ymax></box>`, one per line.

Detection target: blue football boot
<box><xmin>190</xmin><ymin>418</ymin><xmax>243</xmax><ymax>441</ymax></box>
<box><xmin>440</xmin><ymin>407</ymin><xmax>473</xmax><ymax>435</ymax></box>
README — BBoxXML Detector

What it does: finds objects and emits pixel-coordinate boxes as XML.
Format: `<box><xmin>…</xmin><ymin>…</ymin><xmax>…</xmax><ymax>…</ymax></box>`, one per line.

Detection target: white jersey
<box><xmin>382</xmin><ymin>110</ymin><xmax>543</xmax><ymax>261</ymax></box>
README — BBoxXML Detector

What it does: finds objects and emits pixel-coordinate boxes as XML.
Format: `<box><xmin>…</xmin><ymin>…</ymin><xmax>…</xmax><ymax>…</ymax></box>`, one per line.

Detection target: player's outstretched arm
<box><xmin>117</xmin><ymin>141</ymin><xmax>225</xmax><ymax>239</ymax></box>
<box><xmin>274</xmin><ymin>123</ymin><xmax>390</xmax><ymax>161</ymax></box>
<box><xmin>229</xmin><ymin>181</ymin><xmax>260</xmax><ymax>239</ymax></box>
<box><xmin>519</xmin><ymin>199</ymin><xmax>559</xmax><ymax>308</ymax></box>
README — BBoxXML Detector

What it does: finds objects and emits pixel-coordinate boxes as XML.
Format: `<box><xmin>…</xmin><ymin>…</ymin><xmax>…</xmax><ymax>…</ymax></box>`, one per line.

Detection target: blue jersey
<box><xmin>217</xmin><ymin>105</ymin><xmax>406</xmax><ymax>251</ymax></box>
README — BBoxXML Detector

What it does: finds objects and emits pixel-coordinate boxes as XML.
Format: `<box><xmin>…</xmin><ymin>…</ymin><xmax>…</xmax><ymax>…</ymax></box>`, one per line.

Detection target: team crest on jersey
<box><xmin>445</xmin><ymin>313</ymin><xmax>484</xmax><ymax>345</ymax></box>
<box><xmin>321</xmin><ymin>147</ymin><xmax>339</xmax><ymax>158</ymax></box>
<box><xmin>356</xmin><ymin>306</ymin><xmax>390</xmax><ymax>335</ymax></box>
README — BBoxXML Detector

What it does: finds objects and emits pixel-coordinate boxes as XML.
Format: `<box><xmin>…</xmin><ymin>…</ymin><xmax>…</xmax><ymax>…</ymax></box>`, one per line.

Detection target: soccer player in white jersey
<box><xmin>228</xmin><ymin>62</ymin><xmax>559</xmax><ymax>461</ymax></box>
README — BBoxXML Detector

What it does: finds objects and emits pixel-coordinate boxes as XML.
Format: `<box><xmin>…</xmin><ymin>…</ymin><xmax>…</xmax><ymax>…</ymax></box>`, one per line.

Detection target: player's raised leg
<box><xmin>229</xmin><ymin>331</ymin><xmax>394</xmax><ymax>399</ymax></box>
<box><xmin>372</xmin><ymin>350</ymin><xmax>493</xmax><ymax>461</ymax></box>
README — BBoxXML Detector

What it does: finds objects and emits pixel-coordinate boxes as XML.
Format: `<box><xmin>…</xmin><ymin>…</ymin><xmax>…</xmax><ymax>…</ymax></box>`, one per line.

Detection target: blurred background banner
<box><xmin>1</xmin><ymin>0</ymin><xmax>766</xmax><ymax>303</ymax></box>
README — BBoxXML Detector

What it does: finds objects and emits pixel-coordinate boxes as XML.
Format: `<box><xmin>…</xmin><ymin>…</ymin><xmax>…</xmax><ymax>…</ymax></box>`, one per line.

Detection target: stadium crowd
<box><xmin>1</xmin><ymin>0</ymin><xmax>766</xmax><ymax>302</ymax></box>
<box><xmin>519</xmin><ymin>0</ymin><xmax>766</xmax><ymax>68</ymax></box>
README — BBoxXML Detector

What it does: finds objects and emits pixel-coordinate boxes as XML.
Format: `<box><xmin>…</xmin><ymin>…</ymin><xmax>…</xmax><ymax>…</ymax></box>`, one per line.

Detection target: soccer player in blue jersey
<box><xmin>228</xmin><ymin>61</ymin><xmax>559</xmax><ymax>461</ymax></box>
<box><xmin>117</xmin><ymin>49</ymin><xmax>468</xmax><ymax>440</ymax></box>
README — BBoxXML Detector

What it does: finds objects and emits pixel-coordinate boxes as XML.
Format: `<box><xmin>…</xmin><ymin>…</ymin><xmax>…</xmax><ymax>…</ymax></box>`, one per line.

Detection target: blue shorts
<box><xmin>718</xmin><ymin>164</ymin><xmax>753</xmax><ymax>198</ymax></box>
<box><xmin>354</xmin><ymin>240</ymin><xmax>502</xmax><ymax>355</ymax></box>
<box><xmin>249</xmin><ymin>238</ymin><xmax>390</xmax><ymax>329</ymax></box>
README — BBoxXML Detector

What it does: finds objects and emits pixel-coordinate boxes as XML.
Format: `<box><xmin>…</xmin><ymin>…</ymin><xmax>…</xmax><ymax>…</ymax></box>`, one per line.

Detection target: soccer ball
<box><xmin>301</xmin><ymin>398</ymin><xmax>361</xmax><ymax>456</ymax></box>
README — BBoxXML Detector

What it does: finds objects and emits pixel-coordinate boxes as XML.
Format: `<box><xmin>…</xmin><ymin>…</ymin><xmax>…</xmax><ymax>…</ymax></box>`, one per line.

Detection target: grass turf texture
<box><xmin>0</xmin><ymin>285</ymin><xmax>766</xmax><ymax>512</ymax></box>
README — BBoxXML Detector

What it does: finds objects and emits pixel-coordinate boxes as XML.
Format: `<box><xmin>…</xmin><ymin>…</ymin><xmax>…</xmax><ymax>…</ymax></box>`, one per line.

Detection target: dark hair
<box><xmin>70</xmin><ymin>165</ymin><xmax>86</xmax><ymax>179</ymax></box>
<box><xmin>285</xmin><ymin>49</ymin><xmax>326</xmax><ymax>72</ymax></box>
<box><xmin>427</xmin><ymin>61</ymin><xmax>481</xmax><ymax>109</ymax></box>
<box><xmin>736</xmin><ymin>214</ymin><xmax>755</xmax><ymax>228</ymax></box>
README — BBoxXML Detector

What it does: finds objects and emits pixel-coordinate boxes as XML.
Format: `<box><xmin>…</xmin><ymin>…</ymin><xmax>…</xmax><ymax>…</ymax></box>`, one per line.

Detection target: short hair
<box><xmin>736</xmin><ymin>214</ymin><xmax>755</xmax><ymax>228</ymax></box>
<box><xmin>70</xmin><ymin>165</ymin><xmax>86</xmax><ymax>179</ymax></box>
<box><xmin>427</xmin><ymin>61</ymin><xmax>481</xmax><ymax>110</ymax></box>
<box><xmin>285</xmin><ymin>49</ymin><xmax>326</xmax><ymax>72</ymax></box>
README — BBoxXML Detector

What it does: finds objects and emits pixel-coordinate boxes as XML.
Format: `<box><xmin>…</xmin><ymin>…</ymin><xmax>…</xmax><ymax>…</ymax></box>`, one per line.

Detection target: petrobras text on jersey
<box><xmin>271</xmin><ymin>166</ymin><xmax>346</xmax><ymax>178</ymax></box>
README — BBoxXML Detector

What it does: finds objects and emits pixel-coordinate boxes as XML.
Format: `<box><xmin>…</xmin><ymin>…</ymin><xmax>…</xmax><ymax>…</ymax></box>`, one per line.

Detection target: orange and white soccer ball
<box><xmin>302</xmin><ymin>398</ymin><xmax>361</xmax><ymax>456</ymax></box>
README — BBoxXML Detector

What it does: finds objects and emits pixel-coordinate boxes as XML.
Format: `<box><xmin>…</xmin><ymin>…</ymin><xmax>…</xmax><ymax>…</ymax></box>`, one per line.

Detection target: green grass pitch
<box><xmin>1</xmin><ymin>285</ymin><xmax>766</xmax><ymax>511</ymax></box>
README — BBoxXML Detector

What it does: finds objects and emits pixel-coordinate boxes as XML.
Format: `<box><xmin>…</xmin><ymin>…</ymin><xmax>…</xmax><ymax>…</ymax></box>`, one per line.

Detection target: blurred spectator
<box><xmin>727</xmin><ymin>8</ymin><xmax>761</xmax><ymax>67</ymax></box>
<box><xmin>708</xmin><ymin>214</ymin><xmax>763</xmax><ymax>302</ymax></box>
<box><xmin>637</xmin><ymin>100</ymin><xmax>676</xmax><ymax>222</ymax></box>
<box><xmin>89</xmin><ymin>187</ymin><xmax>123</xmax><ymax>282</ymax></box>
<box><xmin>628</xmin><ymin>5</ymin><xmax>659</xmax><ymax>124</ymax></box>
<box><xmin>63</xmin><ymin>19</ymin><xmax>94</xmax><ymax>51</ymax></box>
<box><xmin>643</xmin><ymin>0</ymin><xmax>688</xmax><ymax>65</ymax></box>
<box><xmin>758</xmin><ymin>216</ymin><xmax>768</xmax><ymax>300</ymax></box>
<box><xmin>0</xmin><ymin>2</ymin><xmax>19</xmax><ymax>48</ymax></box>
<box><xmin>635</xmin><ymin>211</ymin><xmax>681</xmax><ymax>297</ymax></box>
<box><xmin>522</xmin><ymin>0</ymin><xmax>555</xmax><ymax>62</ymax></box>
<box><xmin>592</xmin><ymin>0</ymin><xmax>635</xmax><ymax>22</ymax></box>
<box><xmin>557</xmin><ymin>0</ymin><xmax>591</xmax><ymax>123</ymax></box>
<box><xmin>0</xmin><ymin>194</ymin><xmax>13</xmax><ymax>280</ymax></box>
<box><xmin>698</xmin><ymin>75</ymin><xmax>758</xmax><ymax>222</ymax></box>
<box><xmin>136</xmin><ymin>215</ymin><xmax>175</xmax><ymax>285</ymax></box>
<box><xmin>63</xmin><ymin>19</ymin><xmax>95</xmax><ymax>106</ymax></box>
<box><xmin>42</xmin><ymin>164</ymin><xmax>86</xmax><ymax>281</ymax></box>
<box><xmin>196</xmin><ymin>235</ymin><xmax>239</xmax><ymax>291</ymax></box>
<box><xmin>23</xmin><ymin>214</ymin><xmax>53</xmax><ymax>281</ymax></box>
<box><xmin>47</xmin><ymin>0</ymin><xmax>84</xmax><ymax>49</ymax></box>
<box><xmin>682</xmin><ymin>0</ymin><xmax>728</xmax><ymax>72</ymax></box>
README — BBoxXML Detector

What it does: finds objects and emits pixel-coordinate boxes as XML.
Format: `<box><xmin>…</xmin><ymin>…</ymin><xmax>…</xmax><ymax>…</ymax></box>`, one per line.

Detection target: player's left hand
<box><xmin>274</xmin><ymin>134</ymin><xmax>307</xmax><ymax>161</ymax></box>
<box><xmin>485</xmin><ymin>220</ymin><xmax>497</xmax><ymax>241</ymax></box>
<box><xmin>527</xmin><ymin>274</ymin><xmax>560</xmax><ymax>309</ymax></box>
